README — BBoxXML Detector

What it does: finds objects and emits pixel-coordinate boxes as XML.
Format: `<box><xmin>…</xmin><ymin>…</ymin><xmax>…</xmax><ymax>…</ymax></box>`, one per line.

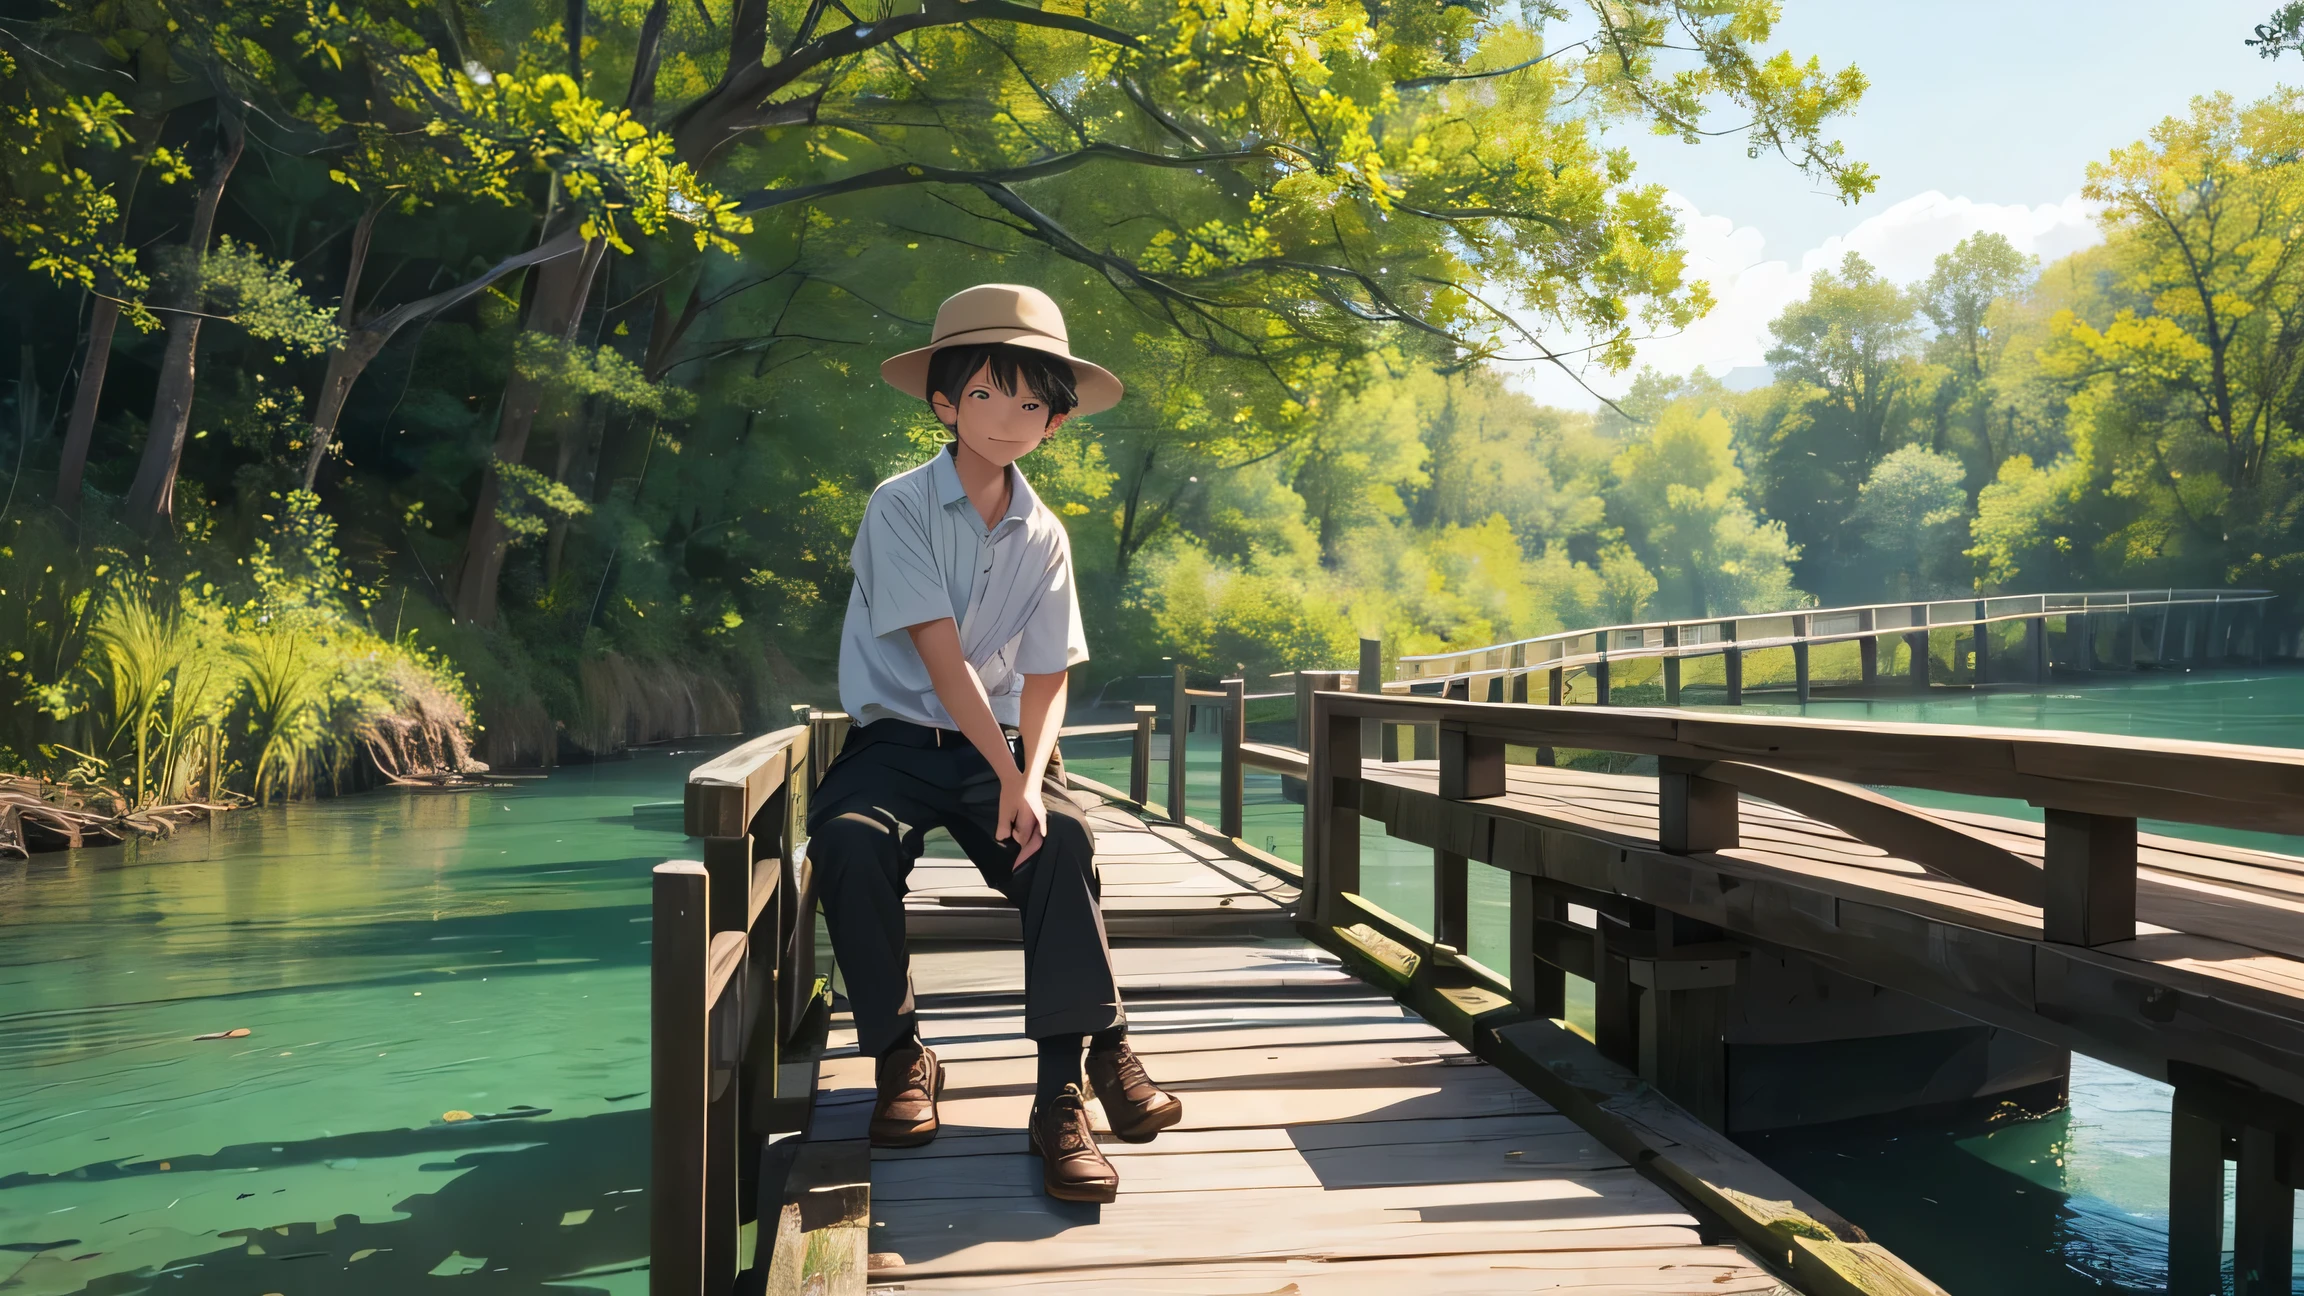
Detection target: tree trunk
<box><xmin>300</xmin><ymin>202</ymin><xmax>384</xmax><ymax>489</ymax></box>
<box><xmin>123</xmin><ymin>115</ymin><xmax>245</xmax><ymax>533</ymax></box>
<box><xmin>453</xmin><ymin>236</ymin><xmax>607</xmax><ymax>626</ymax></box>
<box><xmin>54</xmin><ymin>293</ymin><xmax>119</xmax><ymax>518</ymax></box>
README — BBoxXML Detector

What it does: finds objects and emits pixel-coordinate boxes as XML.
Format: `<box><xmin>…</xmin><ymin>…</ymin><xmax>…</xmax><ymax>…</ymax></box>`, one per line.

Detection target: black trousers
<box><xmin>805</xmin><ymin>721</ymin><xmax>1123</xmax><ymax>1057</ymax></box>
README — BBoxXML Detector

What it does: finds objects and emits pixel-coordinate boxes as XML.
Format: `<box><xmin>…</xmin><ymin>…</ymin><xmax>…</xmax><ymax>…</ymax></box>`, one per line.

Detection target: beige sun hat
<box><xmin>880</xmin><ymin>283</ymin><xmax>1123</xmax><ymax>416</ymax></box>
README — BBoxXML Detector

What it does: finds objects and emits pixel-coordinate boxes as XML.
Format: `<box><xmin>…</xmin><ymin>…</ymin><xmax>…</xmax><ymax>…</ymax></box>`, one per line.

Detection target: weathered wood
<box><xmin>2233</xmin><ymin>1124</ymin><xmax>2294</xmax><ymax>1296</ymax></box>
<box><xmin>1311</xmin><ymin>694</ymin><xmax>1363</xmax><ymax>929</ymax></box>
<box><xmin>2166</xmin><ymin>1104</ymin><xmax>2224</xmax><ymax>1296</ymax></box>
<box><xmin>2042</xmin><ymin>810</ymin><xmax>2136</xmax><ymax>947</ymax></box>
<box><xmin>1657</xmin><ymin>758</ymin><xmax>1737</xmax><ymax>854</ymax></box>
<box><xmin>1129</xmin><ymin>704</ymin><xmax>1154</xmax><ymax>804</ymax></box>
<box><xmin>685</xmin><ymin>726</ymin><xmax>806</xmax><ymax>839</ymax></box>
<box><xmin>1169</xmin><ymin>662</ymin><xmax>1188</xmax><ymax>824</ymax></box>
<box><xmin>1220</xmin><ymin>677</ymin><xmax>1245</xmax><ymax>838</ymax></box>
<box><xmin>652</xmin><ymin>862</ymin><xmax>710</xmax><ymax>1296</ymax></box>
<box><xmin>1511</xmin><ymin>871</ymin><xmax>1568</xmax><ymax>1018</ymax></box>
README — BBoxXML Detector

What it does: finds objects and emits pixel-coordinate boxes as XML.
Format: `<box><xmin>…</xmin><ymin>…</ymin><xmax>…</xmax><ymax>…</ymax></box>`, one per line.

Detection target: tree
<box><xmin>1919</xmin><ymin>232</ymin><xmax>2035</xmax><ymax>474</ymax></box>
<box><xmin>350</xmin><ymin>0</ymin><xmax>1879</xmax><ymax>624</ymax></box>
<box><xmin>1853</xmin><ymin>445</ymin><xmax>1969</xmax><ymax>597</ymax></box>
<box><xmin>2045</xmin><ymin>90</ymin><xmax>2304</xmax><ymax>578</ymax></box>
<box><xmin>1607</xmin><ymin>402</ymin><xmax>1800</xmax><ymax>617</ymax></box>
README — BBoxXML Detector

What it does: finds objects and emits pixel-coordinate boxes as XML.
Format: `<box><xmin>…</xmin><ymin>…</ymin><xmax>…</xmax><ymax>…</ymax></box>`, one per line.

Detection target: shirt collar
<box><xmin>932</xmin><ymin>444</ymin><xmax>1038</xmax><ymax>528</ymax></box>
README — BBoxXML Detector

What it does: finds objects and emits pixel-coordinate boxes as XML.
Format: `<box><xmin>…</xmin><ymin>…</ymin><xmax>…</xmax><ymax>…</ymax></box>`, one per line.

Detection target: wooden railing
<box><xmin>1394</xmin><ymin>587</ymin><xmax>2279</xmax><ymax>701</ymax></box>
<box><xmin>1293</xmin><ymin>687</ymin><xmax>2304</xmax><ymax>1296</ymax></box>
<box><xmin>652</xmin><ymin>718</ymin><xmax>831</xmax><ymax>1296</ymax></box>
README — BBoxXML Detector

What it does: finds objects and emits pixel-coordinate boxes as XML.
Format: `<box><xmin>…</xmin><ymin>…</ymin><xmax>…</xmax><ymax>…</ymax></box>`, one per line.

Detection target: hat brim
<box><xmin>881</xmin><ymin>328</ymin><xmax>1123</xmax><ymax>417</ymax></box>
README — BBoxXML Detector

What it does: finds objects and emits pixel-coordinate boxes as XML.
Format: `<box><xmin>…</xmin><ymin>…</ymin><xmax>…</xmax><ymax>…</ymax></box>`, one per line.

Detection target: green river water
<box><xmin>4</xmin><ymin>672</ymin><xmax>2302</xmax><ymax>1293</ymax></box>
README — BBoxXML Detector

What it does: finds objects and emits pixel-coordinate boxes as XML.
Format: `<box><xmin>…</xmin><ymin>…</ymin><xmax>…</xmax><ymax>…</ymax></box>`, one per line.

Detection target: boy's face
<box><xmin>931</xmin><ymin>360</ymin><xmax>1070</xmax><ymax>469</ymax></box>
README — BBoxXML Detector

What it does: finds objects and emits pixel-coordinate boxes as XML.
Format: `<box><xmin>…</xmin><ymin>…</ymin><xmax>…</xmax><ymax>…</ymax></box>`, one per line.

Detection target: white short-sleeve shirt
<box><xmin>837</xmin><ymin>446</ymin><xmax>1089</xmax><ymax>728</ymax></box>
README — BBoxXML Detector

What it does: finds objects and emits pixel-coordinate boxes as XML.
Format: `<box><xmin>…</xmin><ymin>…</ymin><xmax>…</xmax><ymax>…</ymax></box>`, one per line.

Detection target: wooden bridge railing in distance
<box><xmin>1297</xmin><ymin>688</ymin><xmax>2304</xmax><ymax>1296</ymax></box>
<box><xmin>1395</xmin><ymin>586</ymin><xmax>2280</xmax><ymax>701</ymax></box>
<box><xmin>653</xmin><ymin>718</ymin><xmax>836</xmax><ymax>1296</ymax></box>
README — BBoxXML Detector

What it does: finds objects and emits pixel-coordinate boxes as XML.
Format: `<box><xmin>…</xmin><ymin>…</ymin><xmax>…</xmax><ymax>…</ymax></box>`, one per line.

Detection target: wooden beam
<box><xmin>1310</xmin><ymin>695</ymin><xmax>1363</xmax><ymax>928</ymax></box>
<box><xmin>652</xmin><ymin>862</ymin><xmax>710</xmax><ymax>1296</ymax></box>
<box><xmin>2234</xmin><ymin>1125</ymin><xmax>2294</xmax><ymax>1296</ymax></box>
<box><xmin>2166</xmin><ymin>1105</ymin><xmax>2224</xmax><ymax>1296</ymax></box>
<box><xmin>1168</xmin><ymin>663</ymin><xmax>1188</xmax><ymax>823</ymax></box>
<box><xmin>1130</xmin><ymin>704</ymin><xmax>1155</xmax><ymax>805</ymax></box>
<box><xmin>1358</xmin><ymin>638</ymin><xmax>1383</xmax><ymax>763</ymax></box>
<box><xmin>1510</xmin><ymin>872</ymin><xmax>1568</xmax><ymax>1018</ymax></box>
<box><xmin>685</xmin><ymin>727</ymin><xmax>804</xmax><ymax>839</ymax></box>
<box><xmin>1792</xmin><ymin>614</ymin><xmax>1810</xmax><ymax>704</ymax></box>
<box><xmin>2042</xmin><ymin>809</ymin><xmax>2136</xmax><ymax>947</ymax></box>
<box><xmin>1662</xmin><ymin>624</ymin><xmax>1682</xmax><ymax>704</ymax></box>
<box><xmin>1220</xmin><ymin>677</ymin><xmax>1246</xmax><ymax>839</ymax></box>
<box><xmin>1658</xmin><ymin>757</ymin><xmax>1738</xmax><ymax>854</ymax></box>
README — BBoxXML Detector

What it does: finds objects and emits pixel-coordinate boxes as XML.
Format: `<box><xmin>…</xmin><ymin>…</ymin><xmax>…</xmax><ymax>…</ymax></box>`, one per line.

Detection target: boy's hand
<box><xmin>998</xmin><ymin>769</ymin><xmax>1049</xmax><ymax>866</ymax></box>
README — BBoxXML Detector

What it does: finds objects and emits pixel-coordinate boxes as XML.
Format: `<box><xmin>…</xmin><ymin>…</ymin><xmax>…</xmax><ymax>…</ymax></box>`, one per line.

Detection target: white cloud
<box><xmin>1501</xmin><ymin>190</ymin><xmax>2104</xmax><ymax>409</ymax></box>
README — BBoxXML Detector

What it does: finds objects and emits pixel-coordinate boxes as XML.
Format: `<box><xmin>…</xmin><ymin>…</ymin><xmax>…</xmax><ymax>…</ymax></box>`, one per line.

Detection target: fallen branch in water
<box><xmin>0</xmin><ymin>775</ymin><xmax>246</xmax><ymax>859</ymax></box>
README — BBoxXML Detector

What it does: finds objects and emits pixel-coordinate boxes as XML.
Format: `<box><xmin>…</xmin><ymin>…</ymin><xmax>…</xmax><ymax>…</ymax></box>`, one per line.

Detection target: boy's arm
<box><xmin>904</xmin><ymin>618</ymin><xmax>1046</xmax><ymax>862</ymax></box>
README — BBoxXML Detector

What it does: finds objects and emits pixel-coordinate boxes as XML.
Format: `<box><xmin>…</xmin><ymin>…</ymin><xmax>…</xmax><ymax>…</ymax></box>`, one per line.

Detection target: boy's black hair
<box><xmin>925</xmin><ymin>342</ymin><xmax>1080</xmax><ymax>427</ymax></box>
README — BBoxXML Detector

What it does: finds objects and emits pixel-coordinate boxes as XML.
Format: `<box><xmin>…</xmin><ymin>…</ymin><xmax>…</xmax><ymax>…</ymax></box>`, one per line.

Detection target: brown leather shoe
<box><xmin>869</xmin><ymin>1041</ymin><xmax>943</xmax><ymax>1148</ymax></box>
<box><xmin>1084</xmin><ymin>1041</ymin><xmax>1183</xmax><ymax>1143</ymax></box>
<box><xmin>1027</xmin><ymin>1084</ymin><xmax>1118</xmax><ymax>1203</ymax></box>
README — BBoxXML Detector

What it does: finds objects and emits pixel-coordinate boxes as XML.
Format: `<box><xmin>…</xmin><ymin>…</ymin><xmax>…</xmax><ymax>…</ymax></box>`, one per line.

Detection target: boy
<box><xmin>807</xmin><ymin>284</ymin><xmax>1182</xmax><ymax>1204</ymax></box>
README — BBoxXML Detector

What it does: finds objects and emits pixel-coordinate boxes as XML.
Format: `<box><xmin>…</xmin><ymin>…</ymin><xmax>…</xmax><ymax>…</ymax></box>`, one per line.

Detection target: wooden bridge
<box><xmin>646</xmin><ymin>635</ymin><xmax>2304</xmax><ymax>1296</ymax></box>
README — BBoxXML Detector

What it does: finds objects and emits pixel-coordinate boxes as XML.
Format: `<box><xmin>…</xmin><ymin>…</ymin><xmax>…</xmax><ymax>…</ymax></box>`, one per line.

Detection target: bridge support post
<box><xmin>1859</xmin><ymin>609</ymin><xmax>1878</xmax><ymax>684</ymax></box>
<box><xmin>2068</xmin><ymin>612</ymin><xmax>2093</xmax><ymax>671</ymax></box>
<box><xmin>1169</xmin><ymin>663</ymin><xmax>1189</xmax><ymax>823</ymax></box>
<box><xmin>2026</xmin><ymin>616</ymin><xmax>2048</xmax><ymax>683</ymax></box>
<box><xmin>1594</xmin><ymin>907</ymin><xmax>1646</xmax><ymax>1069</ymax></box>
<box><xmin>2042</xmin><ymin>810</ymin><xmax>2137</xmax><ymax>946</ymax></box>
<box><xmin>1358</xmin><ymin>639</ymin><xmax>1384</xmax><ymax>769</ymax></box>
<box><xmin>1130</xmin><ymin>705</ymin><xmax>1155</xmax><ymax>805</ymax></box>
<box><xmin>1508</xmin><ymin>872</ymin><xmax>1567</xmax><ymax>1019</ymax></box>
<box><xmin>1220</xmin><ymin>678</ymin><xmax>1245</xmax><ymax>839</ymax></box>
<box><xmin>1791</xmin><ymin>614</ymin><xmax>1810</xmax><ymax>704</ymax></box>
<box><xmin>1905</xmin><ymin>621</ymin><xmax>1931</xmax><ymax>692</ymax></box>
<box><xmin>1592</xmin><ymin>656</ymin><xmax>1611</xmax><ymax>706</ymax></box>
<box><xmin>2168</xmin><ymin>1069</ymin><xmax>2303</xmax><ymax>1296</ymax></box>
<box><xmin>1633</xmin><ymin>955</ymin><xmax>1738</xmax><ymax>1130</ymax></box>
<box><xmin>1662</xmin><ymin>626</ymin><xmax>1681</xmax><ymax>704</ymax></box>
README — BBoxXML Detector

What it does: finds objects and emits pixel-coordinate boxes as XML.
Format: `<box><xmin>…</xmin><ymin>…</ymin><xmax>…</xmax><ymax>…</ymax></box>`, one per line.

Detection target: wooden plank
<box><xmin>871</xmin><ymin>1247</ymin><xmax>1787</xmax><ymax>1293</ymax></box>
<box><xmin>685</xmin><ymin>725</ymin><xmax>805</xmax><ymax>839</ymax></box>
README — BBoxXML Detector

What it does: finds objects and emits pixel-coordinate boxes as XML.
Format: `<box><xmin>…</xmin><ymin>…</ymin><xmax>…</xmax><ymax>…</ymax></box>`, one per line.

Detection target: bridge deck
<box><xmin>1362</xmin><ymin>759</ymin><xmax>2304</xmax><ymax>1013</ymax></box>
<box><xmin>809</xmin><ymin>942</ymin><xmax>1787</xmax><ymax>1293</ymax></box>
<box><xmin>774</xmin><ymin>794</ymin><xmax>1795</xmax><ymax>1294</ymax></box>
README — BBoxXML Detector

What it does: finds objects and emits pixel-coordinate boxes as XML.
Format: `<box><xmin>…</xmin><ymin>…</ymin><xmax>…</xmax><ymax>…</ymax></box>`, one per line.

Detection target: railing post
<box><xmin>1168</xmin><ymin>662</ymin><xmax>1188</xmax><ymax>823</ymax></box>
<box><xmin>651</xmin><ymin>862</ymin><xmax>710</xmax><ymax>1296</ymax></box>
<box><xmin>2027</xmin><ymin>615</ymin><xmax>2048</xmax><ymax>683</ymax></box>
<box><xmin>1791</xmin><ymin>613</ymin><xmax>1810</xmax><ymax>705</ymax></box>
<box><xmin>1658</xmin><ymin>757</ymin><xmax>1738</xmax><ymax>854</ymax></box>
<box><xmin>1358</xmin><ymin>637</ymin><xmax>1383</xmax><ymax>763</ymax></box>
<box><xmin>1308</xmin><ymin>693</ymin><xmax>1362</xmax><ymax>929</ymax></box>
<box><xmin>1129</xmin><ymin>704</ymin><xmax>1155</xmax><ymax>805</ymax></box>
<box><xmin>1433</xmin><ymin>720</ymin><xmax>1502</xmax><ymax>957</ymax></box>
<box><xmin>2042</xmin><ymin>809</ymin><xmax>2137</xmax><ymax>946</ymax></box>
<box><xmin>1592</xmin><ymin>651</ymin><xmax>1612</xmax><ymax>706</ymax></box>
<box><xmin>1906</xmin><ymin>605</ymin><xmax>1931</xmax><ymax>691</ymax></box>
<box><xmin>1538</xmin><ymin>666</ymin><xmax>1563</xmax><ymax>766</ymax></box>
<box><xmin>1972</xmin><ymin>599</ymin><xmax>1991</xmax><ymax>685</ymax></box>
<box><xmin>1859</xmin><ymin>609</ymin><xmax>1879</xmax><ymax>684</ymax></box>
<box><xmin>1661</xmin><ymin>626</ymin><xmax>1681</xmax><ymax>704</ymax></box>
<box><xmin>1509</xmin><ymin>873</ymin><xmax>1567</xmax><ymax>1018</ymax></box>
<box><xmin>1220</xmin><ymin>677</ymin><xmax>1245</xmax><ymax>839</ymax></box>
<box><xmin>1721</xmin><ymin>621</ymin><xmax>1743</xmax><ymax>706</ymax></box>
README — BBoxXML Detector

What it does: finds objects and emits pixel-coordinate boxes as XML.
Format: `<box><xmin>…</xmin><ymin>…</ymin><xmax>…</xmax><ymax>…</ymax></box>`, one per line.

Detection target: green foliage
<box><xmin>201</xmin><ymin>238</ymin><xmax>342</xmax><ymax>355</ymax></box>
<box><xmin>1854</xmin><ymin>446</ymin><xmax>1970</xmax><ymax>597</ymax></box>
<box><xmin>494</xmin><ymin>461</ymin><xmax>593</xmax><ymax>544</ymax></box>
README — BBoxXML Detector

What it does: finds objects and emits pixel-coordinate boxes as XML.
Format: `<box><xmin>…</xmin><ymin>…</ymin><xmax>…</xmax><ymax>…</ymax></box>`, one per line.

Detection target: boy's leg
<box><xmin>805</xmin><ymin>734</ymin><xmax>956</xmax><ymax>1148</ymax></box>
<box><xmin>942</xmin><ymin>756</ymin><xmax>1123</xmax><ymax>1046</ymax></box>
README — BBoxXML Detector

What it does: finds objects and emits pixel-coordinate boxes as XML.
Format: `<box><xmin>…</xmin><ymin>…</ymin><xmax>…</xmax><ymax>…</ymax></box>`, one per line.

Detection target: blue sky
<box><xmin>1509</xmin><ymin>0</ymin><xmax>2297</xmax><ymax>407</ymax></box>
